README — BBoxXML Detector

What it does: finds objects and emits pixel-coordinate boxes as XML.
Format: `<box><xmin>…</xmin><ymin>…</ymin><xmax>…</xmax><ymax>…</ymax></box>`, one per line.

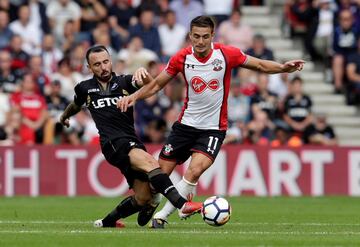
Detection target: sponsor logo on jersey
<box><xmin>111</xmin><ymin>82</ymin><xmax>119</xmax><ymax>91</ymax></box>
<box><xmin>91</xmin><ymin>96</ymin><xmax>122</xmax><ymax>109</ymax></box>
<box><xmin>186</xmin><ymin>63</ymin><xmax>195</xmax><ymax>69</ymax></box>
<box><xmin>212</xmin><ymin>59</ymin><xmax>223</xmax><ymax>71</ymax></box>
<box><xmin>88</xmin><ymin>88</ymin><xmax>100</xmax><ymax>93</ymax></box>
<box><xmin>162</xmin><ymin>144</ymin><xmax>173</xmax><ymax>156</ymax></box>
<box><xmin>190</xmin><ymin>76</ymin><xmax>219</xmax><ymax>94</ymax></box>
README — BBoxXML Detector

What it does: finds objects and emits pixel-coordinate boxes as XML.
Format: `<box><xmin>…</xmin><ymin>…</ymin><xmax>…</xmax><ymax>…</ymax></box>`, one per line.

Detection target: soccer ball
<box><xmin>201</xmin><ymin>196</ymin><xmax>231</xmax><ymax>226</ymax></box>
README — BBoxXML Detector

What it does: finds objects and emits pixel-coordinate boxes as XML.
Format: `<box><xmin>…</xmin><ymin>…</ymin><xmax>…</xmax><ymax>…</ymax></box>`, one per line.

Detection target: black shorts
<box><xmin>101</xmin><ymin>136</ymin><xmax>148</xmax><ymax>188</ymax></box>
<box><xmin>159</xmin><ymin>122</ymin><xmax>226</xmax><ymax>164</ymax></box>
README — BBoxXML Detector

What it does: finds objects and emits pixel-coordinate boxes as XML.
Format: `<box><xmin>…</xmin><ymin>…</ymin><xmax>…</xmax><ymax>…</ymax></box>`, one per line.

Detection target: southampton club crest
<box><xmin>212</xmin><ymin>59</ymin><xmax>223</xmax><ymax>71</ymax></box>
<box><xmin>163</xmin><ymin>143</ymin><xmax>173</xmax><ymax>156</ymax></box>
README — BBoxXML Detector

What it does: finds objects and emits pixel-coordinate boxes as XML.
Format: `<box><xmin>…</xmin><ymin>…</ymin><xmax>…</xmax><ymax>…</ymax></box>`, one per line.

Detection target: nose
<box><xmin>100</xmin><ymin>63</ymin><xmax>107</xmax><ymax>71</ymax></box>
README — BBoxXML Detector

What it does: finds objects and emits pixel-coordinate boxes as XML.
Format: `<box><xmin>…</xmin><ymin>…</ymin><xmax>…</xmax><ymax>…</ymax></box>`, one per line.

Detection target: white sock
<box><xmin>153</xmin><ymin>177</ymin><xmax>197</xmax><ymax>221</ymax></box>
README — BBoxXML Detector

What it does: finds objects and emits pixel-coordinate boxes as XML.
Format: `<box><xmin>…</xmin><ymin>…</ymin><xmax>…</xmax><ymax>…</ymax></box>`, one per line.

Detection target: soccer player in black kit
<box><xmin>59</xmin><ymin>45</ymin><xmax>202</xmax><ymax>228</ymax></box>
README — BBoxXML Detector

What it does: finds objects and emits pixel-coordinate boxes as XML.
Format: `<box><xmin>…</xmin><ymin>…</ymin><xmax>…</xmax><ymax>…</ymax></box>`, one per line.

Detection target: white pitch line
<box><xmin>1</xmin><ymin>221</ymin><xmax>360</xmax><ymax>227</ymax></box>
<box><xmin>0</xmin><ymin>230</ymin><xmax>360</xmax><ymax>236</ymax></box>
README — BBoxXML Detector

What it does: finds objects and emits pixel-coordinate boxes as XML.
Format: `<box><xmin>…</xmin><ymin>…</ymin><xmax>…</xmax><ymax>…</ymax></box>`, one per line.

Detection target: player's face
<box><xmin>189</xmin><ymin>26</ymin><xmax>214</xmax><ymax>57</ymax></box>
<box><xmin>88</xmin><ymin>50</ymin><xmax>113</xmax><ymax>83</ymax></box>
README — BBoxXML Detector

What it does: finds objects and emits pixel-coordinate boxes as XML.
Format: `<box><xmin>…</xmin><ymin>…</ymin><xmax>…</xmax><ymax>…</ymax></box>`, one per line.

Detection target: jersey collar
<box><xmin>192</xmin><ymin>43</ymin><xmax>214</xmax><ymax>64</ymax></box>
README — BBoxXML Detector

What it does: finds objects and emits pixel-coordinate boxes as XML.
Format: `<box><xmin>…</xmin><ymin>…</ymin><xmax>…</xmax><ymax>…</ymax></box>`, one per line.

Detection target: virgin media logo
<box><xmin>190</xmin><ymin>76</ymin><xmax>219</xmax><ymax>94</ymax></box>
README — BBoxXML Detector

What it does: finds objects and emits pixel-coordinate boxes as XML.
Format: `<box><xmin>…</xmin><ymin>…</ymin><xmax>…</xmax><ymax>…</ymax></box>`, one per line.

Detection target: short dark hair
<box><xmin>290</xmin><ymin>75</ymin><xmax>303</xmax><ymax>84</ymax></box>
<box><xmin>190</xmin><ymin>15</ymin><xmax>216</xmax><ymax>32</ymax></box>
<box><xmin>85</xmin><ymin>45</ymin><xmax>109</xmax><ymax>64</ymax></box>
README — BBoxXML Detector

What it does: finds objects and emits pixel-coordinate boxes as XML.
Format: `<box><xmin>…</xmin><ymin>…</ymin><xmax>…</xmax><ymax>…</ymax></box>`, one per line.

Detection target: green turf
<box><xmin>1</xmin><ymin>196</ymin><xmax>360</xmax><ymax>246</ymax></box>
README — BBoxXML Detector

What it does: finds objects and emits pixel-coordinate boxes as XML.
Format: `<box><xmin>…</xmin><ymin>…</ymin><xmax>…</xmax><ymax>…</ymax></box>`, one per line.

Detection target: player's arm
<box><xmin>242</xmin><ymin>56</ymin><xmax>305</xmax><ymax>74</ymax></box>
<box><xmin>117</xmin><ymin>70</ymin><xmax>172</xmax><ymax>112</ymax></box>
<box><xmin>60</xmin><ymin>83</ymin><xmax>85</xmax><ymax>128</ymax></box>
<box><xmin>59</xmin><ymin>102</ymin><xmax>82</xmax><ymax>128</ymax></box>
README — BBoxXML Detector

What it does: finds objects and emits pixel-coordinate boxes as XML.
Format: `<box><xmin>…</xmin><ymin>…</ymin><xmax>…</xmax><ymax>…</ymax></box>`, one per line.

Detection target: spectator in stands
<box><xmin>0</xmin><ymin>0</ymin><xmax>18</xmax><ymax>22</ymax></box>
<box><xmin>60</xmin><ymin>20</ymin><xmax>85</xmax><ymax>53</ymax></box>
<box><xmin>3</xmin><ymin>109</ymin><xmax>21</xmax><ymax>145</ymax></box>
<box><xmin>346</xmin><ymin>36</ymin><xmax>360</xmax><ymax>104</ymax></box>
<box><xmin>46</xmin><ymin>0</ymin><xmax>81</xmax><ymax>44</ymax></box>
<box><xmin>246</xmin><ymin>34</ymin><xmax>274</xmax><ymax>60</ymax></box>
<box><xmin>245</xmin><ymin>109</ymin><xmax>273</xmax><ymax>145</ymax></box>
<box><xmin>284</xmin><ymin>0</ymin><xmax>310</xmax><ymax>38</ymax></box>
<box><xmin>92</xmin><ymin>22</ymin><xmax>117</xmax><ymax>60</ymax></box>
<box><xmin>10</xmin><ymin>73</ymin><xmax>48</xmax><ymax>144</ymax></box>
<box><xmin>78</xmin><ymin>0</ymin><xmax>107</xmax><ymax>33</ymax></box>
<box><xmin>9</xmin><ymin>4</ymin><xmax>42</xmax><ymax>55</ymax></box>
<box><xmin>117</xmin><ymin>36</ymin><xmax>158</xmax><ymax>74</ymax></box>
<box><xmin>44</xmin><ymin>79</ymin><xmax>83</xmax><ymax>145</ymax></box>
<box><xmin>0</xmin><ymin>50</ymin><xmax>21</xmax><ymax>93</ymax></box>
<box><xmin>303</xmin><ymin>113</ymin><xmax>337</xmax><ymax>145</ymax></box>
<box><xmin>8</xmin><ymin>34</ymin><xmax>30</xmax><ymax>74</ymax></box>
<box><xmin>41</xmin><ymin>34</ymin><xmax>64</xmax><ymax>76</ymax></box>
<box><xmin>129</xmin><ymin>8</ymin><xmax>161</xmax><ymax>56</ymax></box>
<box><xmin>271</xmin><ymin>120</ymin><xmax>303</xmax><ymax>147</ymax></box>
<box><xmin>224</xmin><ymin>80</ymin><xmax>251</xmax><ymax>144</ymax></box>
<box><xmin>51</xmin><ymin>57</ymin><xmax>84</xmax><ymax>102</ymax></box>
<box><xmin>158</xmin><ymin>10</ymin><xmax>187</xmax><ymax>63</ymax></box>
<box><xmin>268</xmin><ymin>72</ymin><xmax>289</xmax><ymax>101</ymax></box>
<box><xmin>283</xmin><ymin>76</ymin><xmax>313</xmax><ymax>134</ymax></box>
<box><xmin>311</xmin><ymin>0</ymin><xmax>335</xmax><ymax>62</ymax></box>
<box><xmin>202</xmin><ymin>0</ymin><xmax>234</xmax><ymax>25</ymax></box>
<box><xmin>142</xmin><ymin>118</ymin><xmax>167</xmax><ymax>144</ymax></box>
<box><xmin>28</xmin><ymin>0</ymin><xmax>50</xmax><ymax>34</ymax></box>
<box><xmin>44</xmin><ymin>80</ymin><xmax>69</xmax><ymax>144</ymax></box>
<box><xmin>0</xmin><ymin>10</ymin><xmax>13</xmax><ymax>50</ymax></box>
<box><xmin>108</xmin><ymin>0</ymin><xmax>136</xmax><ymax>42</ymax></box>
<box><xmin>28</xmin><ymin>55</ymin><xmax>51</xmax><ymax>96</ymax></box>
<box><xmin>69</xmin><ymin>43</ymin><xmax>89</xmax><ymax>76</ymax></box>
<box><xmin>218</xmin><ymin>8</ymin><xmax>254</xmax><ymax>51</ymax></box>
<box><xmin>136</xmin><ymin>0</ymin><xmax>169</xmax><ymax>21</ymax></box>
<box><xmin>250</xmin><ymin>73</ymin><xmax>279</xmax><ymax>121</ymax></box>
<box><xmin>135</xmin><ymin>93</ymin><xmax>170</xmax><ymax>141</ymax></box>
<box><xmin>169</xmin><ymin>0</ymin><xmax>203</xmax><ymax>28</ymax></box>
<box><xmin>0</xmin><ymin>87</ymin><xmax>10</xmax><ymax>128</ymax></box>
<box><xmin>335</xmin><ymin>0</ymin><xmax>360</xmax><ymax>28</ymax></box>
<box><xmin>46</xmin><ymin>80</ymin><xmax>69</xmax><ymax>121</ymax></box>
<box><xmin>332</xmin><ymin>9</ymin><xmax>359</xmax><ymax>93</ymax></box>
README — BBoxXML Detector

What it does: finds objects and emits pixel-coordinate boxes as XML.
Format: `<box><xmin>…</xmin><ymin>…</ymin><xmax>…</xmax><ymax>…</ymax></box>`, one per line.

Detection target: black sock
<box><xmin>148</xmin><ymin>168</ymin><xmax>187</xmax><ymax>209</ymax></box>
<box><xmin>102</xmin><ymin>196</ymin><xmax>141</xmax><ymax>227</ymax></box>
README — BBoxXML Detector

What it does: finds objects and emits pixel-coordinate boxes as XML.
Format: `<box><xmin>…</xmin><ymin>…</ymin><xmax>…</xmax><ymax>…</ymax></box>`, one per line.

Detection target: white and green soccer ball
<box><xmin>201</xmin><ymin>196</ymin><xmax>231</xmax><ymax>226</ymax></box>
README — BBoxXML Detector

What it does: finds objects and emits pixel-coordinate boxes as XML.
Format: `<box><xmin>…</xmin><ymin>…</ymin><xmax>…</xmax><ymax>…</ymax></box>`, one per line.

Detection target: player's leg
<box><xmin>94</xmin><ymin>179</ymin><xmax>151</xmax><ymax>228</ymax></box>
<box><xmin>151</xmin><ymin>158</ymin><xmax>197</xmax><ymax>228</ymax></box>
<box><xmin>128</xmin><ymin>148</ymin><xmax>202</xmax><ymax>214</ymax></box>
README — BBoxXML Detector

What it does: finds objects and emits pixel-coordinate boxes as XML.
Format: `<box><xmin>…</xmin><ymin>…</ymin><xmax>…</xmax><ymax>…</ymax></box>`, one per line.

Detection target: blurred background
<box><xmin>1</xmin><ymin>0</ymin><xmax>359</xmax><ymax>148</ymax></box>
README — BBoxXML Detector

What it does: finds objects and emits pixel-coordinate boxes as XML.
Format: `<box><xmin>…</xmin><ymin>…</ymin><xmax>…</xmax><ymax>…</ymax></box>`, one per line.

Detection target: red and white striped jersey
<box><xmin>165</xmin><ymin>43</ymin><xmax>248</xmax><ymax>130</ymax></box>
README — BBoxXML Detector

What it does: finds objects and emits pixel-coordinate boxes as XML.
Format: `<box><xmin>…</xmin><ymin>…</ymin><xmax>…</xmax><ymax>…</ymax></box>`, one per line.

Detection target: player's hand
<box><xmin>133</xmin><ymin>67</ymin><xmax>149</xmax><ymax>84</ymax></box>
<box><xmin>117</xmin><ymin>94</ymin><xmax>136</xmax><ymax>112</ymax></box>
<box><xmin>282</xmin><ymin>60</ymin><xmax>305</xmax><ymax>73</ymax></box>
<box><xmin>59</xmin><ymin>115</ymin><xmax>70</xmax><ymax>128</ymax></box>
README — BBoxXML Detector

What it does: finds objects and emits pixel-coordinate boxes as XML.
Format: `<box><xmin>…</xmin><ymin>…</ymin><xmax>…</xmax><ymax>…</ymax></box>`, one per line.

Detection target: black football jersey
<box><xmin>284</xmin><ymin>94</ymin><xmax>312</xmax><ymax>122</ymax></box>
<box><xmin>73</xmin><ymin>73</ymin><xmax>138</xmax><ymax>145</ymax></box>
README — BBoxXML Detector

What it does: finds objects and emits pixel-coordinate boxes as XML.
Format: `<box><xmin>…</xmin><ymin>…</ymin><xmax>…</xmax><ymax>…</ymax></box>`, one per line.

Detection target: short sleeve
<box><xmin>220</xmin><ymin>45</ymin><xmax>248</xmax><ymax>68</ymax></box>
<box><xmin>165</xmin><ymin>51</ymin><xmax>184</xmax><ymax>77</ymax></box>
<box><xmin>73</xmin><ymin>83</ymin><xmax>86</xmax><ymax>106</ymax></box>
<box><xmin>124</xmin><ymin>74</ymin><xmax>138</xmax><ymax>94</ymax></box>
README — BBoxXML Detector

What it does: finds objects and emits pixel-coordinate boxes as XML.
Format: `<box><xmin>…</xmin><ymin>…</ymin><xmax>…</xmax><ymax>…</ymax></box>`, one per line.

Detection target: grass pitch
<box><xmin>1</xmin><ymin>196</ymin><xmax>360</xmax><ymax>246</ymax></box>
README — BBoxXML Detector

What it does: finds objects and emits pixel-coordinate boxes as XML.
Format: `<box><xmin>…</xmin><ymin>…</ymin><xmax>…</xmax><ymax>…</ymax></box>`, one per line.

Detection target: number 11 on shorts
<box><xmin>207</xmin><ymin>136</ymin><xmax>218</xmax><ymax>154</ymax></box>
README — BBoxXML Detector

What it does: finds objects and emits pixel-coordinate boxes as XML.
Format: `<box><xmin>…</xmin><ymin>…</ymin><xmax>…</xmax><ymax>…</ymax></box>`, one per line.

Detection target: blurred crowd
<box><xmin>285</xmin><ymin>0</ymin><xmax>360</xmax><ymax>105</ymax></box>
<box><xmin>0</xmin><ymin>0</ymin><xmax>337</xmax><ymax>146</ymax></box>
